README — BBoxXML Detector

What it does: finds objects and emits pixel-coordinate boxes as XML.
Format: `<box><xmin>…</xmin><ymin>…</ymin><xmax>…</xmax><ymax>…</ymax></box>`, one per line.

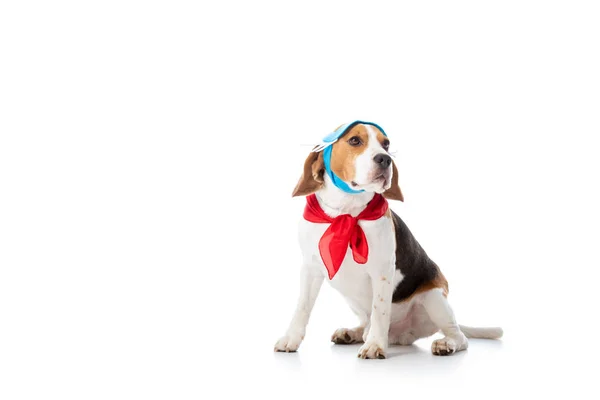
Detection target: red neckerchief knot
<box><xmin>303</xmin><ymin>193</ymin><xmax>389</xmax><ymax>279</ymax></box>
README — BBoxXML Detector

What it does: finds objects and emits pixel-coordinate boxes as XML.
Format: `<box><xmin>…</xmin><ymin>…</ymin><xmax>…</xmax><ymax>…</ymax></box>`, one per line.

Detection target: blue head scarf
<box><xmin>314</xmin><ymin>121</ymin><xmax>387</xmax><ymax>194</ymax></box>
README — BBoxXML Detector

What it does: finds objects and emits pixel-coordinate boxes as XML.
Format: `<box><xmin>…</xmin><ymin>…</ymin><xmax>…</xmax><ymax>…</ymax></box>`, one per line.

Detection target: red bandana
<box><xmin>303</xmin><ymin>194</ymin><xmax>389</xmax><ymax>279</ymax></box>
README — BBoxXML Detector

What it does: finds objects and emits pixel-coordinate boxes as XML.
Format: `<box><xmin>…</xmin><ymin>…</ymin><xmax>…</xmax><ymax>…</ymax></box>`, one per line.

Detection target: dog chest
<box><xmin>298</xmin><ymin>217</ymin><xmax>396</xmax><ymax>299</ymax></box>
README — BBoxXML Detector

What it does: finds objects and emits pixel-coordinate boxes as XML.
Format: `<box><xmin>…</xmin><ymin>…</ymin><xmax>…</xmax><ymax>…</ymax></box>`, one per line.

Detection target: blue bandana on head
<box><xmin>313</xmin><ymin>121</ymin><xmax>388</xmax><ymax>194</ymax></box>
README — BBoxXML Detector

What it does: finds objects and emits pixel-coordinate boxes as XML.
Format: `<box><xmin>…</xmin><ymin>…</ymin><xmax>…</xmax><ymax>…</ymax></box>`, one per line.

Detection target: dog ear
<box><xmin>383</xmin><ymin>161</ymin><xmax>404</xmax><ymax>201</ymax></box>
<box><xmin>292</xmin><ymin>150</ymin><xmax>325</xmax><ymax>197</ymax></box>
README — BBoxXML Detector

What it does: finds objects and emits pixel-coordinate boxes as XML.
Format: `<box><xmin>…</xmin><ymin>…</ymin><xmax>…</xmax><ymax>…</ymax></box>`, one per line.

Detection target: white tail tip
<box><xmin>459</xmin><ymin>325</ymin><xmax>504</xmax><ymax>339</ymax></box>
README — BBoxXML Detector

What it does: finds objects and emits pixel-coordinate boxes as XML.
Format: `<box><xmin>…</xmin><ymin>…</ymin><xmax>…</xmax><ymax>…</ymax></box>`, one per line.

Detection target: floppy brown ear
<box><xmin>383</xmin><ymin>161</ymin><xmax>404</xmax><ymax>201</ymax></box>
<box><xmin>292</xmin><ymin>150</ymin><xmax>325</xmax><ymax>197</ymax></box>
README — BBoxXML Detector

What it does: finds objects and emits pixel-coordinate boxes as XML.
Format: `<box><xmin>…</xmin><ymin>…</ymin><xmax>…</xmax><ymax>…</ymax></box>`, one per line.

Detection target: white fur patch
<box><xmin>352</xmin><ymin>125</ymin><xmax>391</xmax><ymax>193</ymax></box>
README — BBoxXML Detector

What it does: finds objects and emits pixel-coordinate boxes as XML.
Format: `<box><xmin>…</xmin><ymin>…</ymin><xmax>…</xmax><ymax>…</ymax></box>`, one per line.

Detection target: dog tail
<box><xmin>459</xmin><ymin>325</ymin><xmax>503</xmax><ymax>339</ymax></box>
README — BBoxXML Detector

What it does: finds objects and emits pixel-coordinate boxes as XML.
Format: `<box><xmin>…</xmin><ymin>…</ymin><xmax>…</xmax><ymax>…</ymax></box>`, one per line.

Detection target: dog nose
<box><xmin>373</xmin><ymin>154</ymin><xmax>392</xmax><ymax>169</ymax></box>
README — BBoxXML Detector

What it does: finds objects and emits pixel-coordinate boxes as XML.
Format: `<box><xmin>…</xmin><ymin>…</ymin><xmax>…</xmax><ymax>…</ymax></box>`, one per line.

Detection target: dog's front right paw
<box><xmin>274</xmin><ymin>335</ymin><xmax>303</xmax><ymax>353</ymax></box>
<box><xmin>357</xmin><ymin>341</ymin><xmax>386</xmax><ymax>359</ymax></box>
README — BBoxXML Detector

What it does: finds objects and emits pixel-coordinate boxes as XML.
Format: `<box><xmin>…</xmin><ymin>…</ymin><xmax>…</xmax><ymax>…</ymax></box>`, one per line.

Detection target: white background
<box><xmin>1</xmin><ymin>1</ymin><xmax>599</xmax><ymax>399</ymax></box>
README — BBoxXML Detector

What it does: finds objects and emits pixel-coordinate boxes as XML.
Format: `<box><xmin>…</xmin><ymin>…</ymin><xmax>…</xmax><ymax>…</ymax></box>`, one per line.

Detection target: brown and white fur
<box><xmin>274</xmin><ymin>123</ymin><xmax>502</xmax><ymax>359</ymax></box>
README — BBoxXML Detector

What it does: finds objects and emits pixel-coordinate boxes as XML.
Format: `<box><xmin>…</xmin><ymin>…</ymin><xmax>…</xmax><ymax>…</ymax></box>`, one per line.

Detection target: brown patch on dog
<box><xmin>329</xmin><ymin>124</ymin><xmax>371</xmax><ymax>183</ymax></box>
<box><xmin>383</xmin><ymin>161</ymin><xmax>404</xmax><ymax>201</ymax></box>
<box><xmin>292</xmin><ymin>149</ymin><xmax>325</xmax><ymax>197</ymax></box>
<box><xmin>416</xmin><ymin>270</ymin><xmax>449</xmax><ymax>297</ymax></box>
<box><xmin>400</xmin><ymin>268</ymin><xmax>449</xmax><ymax>303</ymax></box>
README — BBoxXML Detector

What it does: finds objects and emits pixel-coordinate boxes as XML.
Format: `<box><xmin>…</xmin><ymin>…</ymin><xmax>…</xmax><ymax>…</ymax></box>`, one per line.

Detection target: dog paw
<box><xmin>357</xmin><ymin>341</ymin><xmax>386</xmax><ymax>359</ymax></box>
<box><xmin>431</xmin><ymin>337</ymin><xmax>456</xmax><ymax>356</ymax></box>
<box><xmin>431</xmin><ymin>334</ymin><xmax>468</xmax><ymax>356</ymax></box>
<box><xmin>331</xmin><ymin>327</ymin><xmax>364</xmax><ymax>344</ymax></box>
<box><xmin>432</xmin><ymin>336</ymin><xmax>468</xmax><ymax>356</ymax></box>
<box><xmin>274</xmin><ymin>335</ymin><xmax>303</xmax><ymax>353</ymax></box>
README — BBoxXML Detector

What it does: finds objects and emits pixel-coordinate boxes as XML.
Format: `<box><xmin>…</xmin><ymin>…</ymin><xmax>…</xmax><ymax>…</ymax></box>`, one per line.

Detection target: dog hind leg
<box><xmin>420</xmin><ymin>288</ymin><xmax>468</xmax><ymax>356</ymax></box>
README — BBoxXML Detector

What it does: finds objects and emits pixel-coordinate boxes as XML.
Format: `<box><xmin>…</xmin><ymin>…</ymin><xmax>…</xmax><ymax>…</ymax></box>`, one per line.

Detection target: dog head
<box><xmin>292</xmin><ymin>122</ymin><xmax>404</xmax><ymax>201</ymax></box>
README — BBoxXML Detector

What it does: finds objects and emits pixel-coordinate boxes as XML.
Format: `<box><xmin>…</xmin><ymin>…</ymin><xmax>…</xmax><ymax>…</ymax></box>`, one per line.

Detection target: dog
<box><xmin>274</xmin><ymin>121</ymin><xmax>502</xmax><ymax>359</ymax></box>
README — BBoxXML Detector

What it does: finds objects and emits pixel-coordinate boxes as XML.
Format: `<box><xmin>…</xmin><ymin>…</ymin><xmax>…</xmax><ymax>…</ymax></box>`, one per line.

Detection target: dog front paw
<box><xmin>274</xmin><ymin>335</ymin><xmax>303</xmax><ymax>353</ymax></box>
<box><xmin>357</xmin><ymin>341</ymin><xmax>386</xmax><ymax>359</ymax></box>
<box><xmin>331</xmin><ymin>327</ymin><xmax>364</xmax><ymax>344</ymax></box>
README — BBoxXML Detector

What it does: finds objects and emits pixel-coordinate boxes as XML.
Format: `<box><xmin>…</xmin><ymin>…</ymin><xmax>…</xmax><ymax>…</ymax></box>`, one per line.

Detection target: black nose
<box><xmin>373</xmin><ymin>154</ymin><xmax>392</xmax><ymax>169</ymax></box>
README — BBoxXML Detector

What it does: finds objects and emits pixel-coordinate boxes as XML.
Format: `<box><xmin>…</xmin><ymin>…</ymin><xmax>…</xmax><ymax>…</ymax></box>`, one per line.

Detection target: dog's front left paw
<box><xmin>274</xmin><ymin>335</ymin><xmax>303</xmax><ymax>353</ymax></box>
<box><xmin>357</xmin><ymin>341</ymin><xmax>386</xmax><ymax>359</ymax></box>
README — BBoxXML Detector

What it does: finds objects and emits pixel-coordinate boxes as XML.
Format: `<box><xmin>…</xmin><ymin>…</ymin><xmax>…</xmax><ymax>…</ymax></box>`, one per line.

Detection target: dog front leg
<box><xmin>358</xmin><ymin>264</ymin><xmax>394</xmax><ymax>359</ymax></box>
<box><xmin>274</xmin><ymin>265</ymin><xmax>323</xmax><ymax>353</ymax></box>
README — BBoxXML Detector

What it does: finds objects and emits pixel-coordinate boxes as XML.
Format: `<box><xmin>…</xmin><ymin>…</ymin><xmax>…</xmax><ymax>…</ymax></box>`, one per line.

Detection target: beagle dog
<box><xmin>274</xmin><ymin>121</ymin><xmax>502</xmax><ymax>359</ymax></box>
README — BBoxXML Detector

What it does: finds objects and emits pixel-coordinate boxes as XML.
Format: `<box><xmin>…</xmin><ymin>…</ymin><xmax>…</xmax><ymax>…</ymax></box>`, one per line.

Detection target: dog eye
<box><xmin>348</xmin><ymin>136</ymin><xmax>362</xmax><ymax>146</ymax></box>
<box><xmin>382</xmin><ymin>139</ymin><xmax>390</xmax><ymax>150</ymax></box>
